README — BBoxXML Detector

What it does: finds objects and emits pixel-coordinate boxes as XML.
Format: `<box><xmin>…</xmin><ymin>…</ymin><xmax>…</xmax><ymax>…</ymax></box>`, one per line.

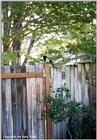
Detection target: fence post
<box><xmin>44</xmin><ymin>64</ymin><xmax>52</xmax><ymax>139</ymax></box>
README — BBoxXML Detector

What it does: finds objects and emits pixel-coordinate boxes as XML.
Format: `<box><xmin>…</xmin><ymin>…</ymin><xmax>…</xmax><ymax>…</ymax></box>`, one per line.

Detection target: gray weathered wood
<box><xmin>21</xmin><ymin>67</ymin><xmax>28</xmax><ymax>137</ymax></box>
<box><xmin>1</xmin><ymin>67</ymin><xmax>7</xmax><ymax>138</ymax></box>
<box><xmin>74</xmin><ymin>66</ymin><xmax>79</xmax><ymax>102</ymax></box>
<box><xmin>51</xmin><ymin>68</ymin><xmax>66</xmax><ymax>139</ymax></box>
<box><xmin>1</xmin><ymin>63</ymin><xmax>95</xmax><ymax>139</ymax></box>
<box><xmin>11</xmin><ymin>67</ymin><xmax>21</xmax><ymax>137</ymax></box>
<box><xmin>65</xmin><ymin>66</ymin><xmax>71</xmax><ymax>91</ymax></box>
<box><xmin>36</xmin><ymin>78</ymin><xmax>44</xmax><ymax>139</ymax></box>
<box><xmin>82</xmin><ymin>64</ymin><xmax>89</xmax><ymax>105</ymax></box>
<box><xmin>77</xmin><ymin>64</ymin><xmax>82</xmax><ymax>102</ymax></box>
<box><xmin>26</xmin><ymin>65</ymin><xmax>33</xmax><ymax>138</ymax></box>
<box><xmin>5</xmin><ymin>66</ymin><xmax>13</xmax><ymax>138</ymax></box>
<box><xmin>70</xmin><ymin>66</ymin><xmax>75</xmax><ymax>100</ymax></box>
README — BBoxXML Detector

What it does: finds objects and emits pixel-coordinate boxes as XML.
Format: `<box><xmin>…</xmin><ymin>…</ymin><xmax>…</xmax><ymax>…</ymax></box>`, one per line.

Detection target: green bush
<box><xmin>43</xmin><ymin>84</ymin><xmax>96</xmax><ymax>139</ymax></box>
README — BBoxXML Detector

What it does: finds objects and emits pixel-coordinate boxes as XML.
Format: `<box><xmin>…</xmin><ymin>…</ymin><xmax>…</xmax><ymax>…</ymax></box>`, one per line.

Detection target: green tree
<box><xmin>1</xmin><ymin>2</ymin><xmax>96</xmax><ymax>65</ymax></box>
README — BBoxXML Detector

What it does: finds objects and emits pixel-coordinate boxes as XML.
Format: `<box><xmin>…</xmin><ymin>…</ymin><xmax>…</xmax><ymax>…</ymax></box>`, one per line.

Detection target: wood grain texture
<box><xmin>44</xmin><ymin>64</ymin><xmax>52</xmax><ymax>139</ymax></box>
<box><xmin>74</xmin><ymin>66</ymin><xmax>79</xmax><ymax>102</ymax></box>
<box><xmin>1</xmin><ymin>67</ymin><xmax>7</xmax><ymax>138</ymax></box>
<box><xmin>65</xmin><ymin>63</ymin><xmax>96</xmax><ymax>106</ymax></box>
<box><xmin>1</xmin><ymin>63</ymin><xmax>95</xmax><ymax>139</ymax></box>
<box><xmin>51</xmin><ymin>68</ymin><xmax>65</xmax><ymax>139</ymax></box>
<box><xmin>4</xmin><ymin>66</ymin><xmax>13</xmax><ymax>138</ymax></box>
<box><xmin>26</xmin><ymin>64</ymin><xmax>44</xmax><ymax>139</ymax></box>
<box><xmin>36</xmin><ymin>78</ymin><xmax>44</xmax><ymax>139</ymax></box>
<box><xmin>1</xmin><ymin>72</ymin><xmax>43</xmax><ymax>79</ymax></box>
<box><xmin>2</xmin><ymin>65</ymin><xmax>45</xmax><ymax>139</ymax></box>
<box><xmin>70</xmin><ymin>66</ymin><xmax>75</xmax><ymax>100</ymax></box>
<box><xmin>26</xmin><ymin>65</ymin><xmax>34</xmax><ymax>138</ymax></box>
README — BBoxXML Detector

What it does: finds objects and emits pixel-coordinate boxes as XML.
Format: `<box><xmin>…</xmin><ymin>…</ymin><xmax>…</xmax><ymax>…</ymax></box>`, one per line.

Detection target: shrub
<box><xmin>43</xmin><ymin>84</ymin><xmax>96</xmax><ymax>139</ymax></box>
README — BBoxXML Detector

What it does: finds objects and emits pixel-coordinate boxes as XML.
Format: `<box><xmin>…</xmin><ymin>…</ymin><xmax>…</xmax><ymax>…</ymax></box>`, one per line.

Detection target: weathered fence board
<box><xmin>51</xmin><ymin>68</ymin><xmax>67</xmax><ymax>139</ymax></box>
<box><xmin>36</xmin><ymin>78</ymin><xmax>44</xmax><ymax>139</ymax></box>
<box><xmin>2</xmin><ymin>77</ymin><xmax>7</xmax><ymax>137</ymax></box>
<box><xmin>65</xmin><ymin>66</ymin><xmax>71</xmax><ymax>90</ymax></box>
<box><xmin>70</xmin><ymin>66</ymin><xmax>75</xmax><ymax>100</ymax></box>
<box><xmin>26</xmin><ymin>65</ymin><xmax>34</xmax><ymax>138</ymax></box>
<box><xmin>2</xmin><ymin>66</ymin><xmax>13</xmax><ymax>138</ymax></box>
<box><xmin>74</xmin><ymin>66</ymin><xmax>78</xmax><ymax>101</ymax></box>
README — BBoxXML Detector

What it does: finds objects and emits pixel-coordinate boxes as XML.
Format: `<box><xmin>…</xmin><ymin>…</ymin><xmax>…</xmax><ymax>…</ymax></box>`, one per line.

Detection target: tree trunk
<box><xmin>2</xmin><ymin>2</ymin><xmax>9</xmax><ymax>52</ymax></box>
<box><xmin>12</xmin><ymin>19</ymin><xmax>22</xmax><ymax>65</ymax></box>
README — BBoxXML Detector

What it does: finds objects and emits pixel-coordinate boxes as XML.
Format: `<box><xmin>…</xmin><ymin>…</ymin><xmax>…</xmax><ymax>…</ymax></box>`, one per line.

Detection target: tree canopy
<box><xmin>1</xmin><ymin>1</ymin><xmax>96</xmax><ymax>66</ymax></box>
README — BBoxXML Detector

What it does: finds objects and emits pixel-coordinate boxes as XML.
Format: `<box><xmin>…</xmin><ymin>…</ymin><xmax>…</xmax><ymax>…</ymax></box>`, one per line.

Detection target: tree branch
<box><xmin>22</xmin><ymin>35</ymin><xmax>41</xmax><ymax>66</ymax></box>
<box><xmin>22</xmin><ymin>39</ymin><xmax>35</xmax><ymax>66</ymax></box>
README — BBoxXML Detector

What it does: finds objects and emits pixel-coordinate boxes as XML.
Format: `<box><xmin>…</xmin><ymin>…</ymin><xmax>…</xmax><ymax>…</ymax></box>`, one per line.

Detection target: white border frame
<box><xmin>0</xmin><ymin>1</ymin><xmax>96</xmax><ymax>140</ymax></box>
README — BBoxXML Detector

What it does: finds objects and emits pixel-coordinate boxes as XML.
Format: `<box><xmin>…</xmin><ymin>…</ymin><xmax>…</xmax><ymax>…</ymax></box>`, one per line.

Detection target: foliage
<box><xmin>43</xmin><ymin>84</ymin><xmax>82</xmax><ymax>123</ymax></box>
<box><xmin>44</xmin><ymin>84</ymin><xmax>71</xmax><ymax>122</ymax></box>
<box><xmin>1</xmin><ymin>50</ymin><xmax>16</xmax><ymax>65</ymax></box>
<box><xmin>2</xmin><ymin>2</ymin><xmax>96</xmax><ymax>65</ymax></box>
<box><xmin>43</xmin><ymin>85</ymin><xmax>96</xmax><ymax>139</ymax></box>
<box><xmin>91</xmin><ymin>70</ymin><xmax>96</xmax><ymax>81</ymax></box>
<box><xmin>68</xmin><ymin>106</ymin><xmax>96</xmax><ymax>139</ymax></box>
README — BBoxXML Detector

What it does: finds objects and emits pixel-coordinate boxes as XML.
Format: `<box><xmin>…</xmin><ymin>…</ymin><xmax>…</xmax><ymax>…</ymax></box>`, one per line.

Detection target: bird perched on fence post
<box><xmin>43</xmin><ymin>55</ymin><xmax>55</xmax><ymax>68</ymax></box>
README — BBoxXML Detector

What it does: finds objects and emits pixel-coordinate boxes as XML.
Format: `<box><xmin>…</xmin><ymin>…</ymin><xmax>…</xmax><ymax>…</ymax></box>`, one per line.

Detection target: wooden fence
<box><xmin>65</xmin><ymin>62</ymin><xmax>96</xmax><ymax>108</ymax></box>
<box><xmin>50</xmin><ymin>62</ymin><xmax>96</xmax><ymax>139</ymax></box>
<box><xmin>1</xmin><ymin>62</ymin><xmax>96</xmax><ymax>139</ymax></box>
<box><xmin>1</xmin><ymin>64</ymin><xmax>51</xmax><ymax>139</ymax></box>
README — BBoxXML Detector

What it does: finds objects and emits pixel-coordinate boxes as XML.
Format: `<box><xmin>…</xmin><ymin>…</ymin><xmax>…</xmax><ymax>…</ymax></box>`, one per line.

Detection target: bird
<box><xmin>43</xmin><ymin>55</ymin><xmax>55</xmax><ymax>68</ymax></box>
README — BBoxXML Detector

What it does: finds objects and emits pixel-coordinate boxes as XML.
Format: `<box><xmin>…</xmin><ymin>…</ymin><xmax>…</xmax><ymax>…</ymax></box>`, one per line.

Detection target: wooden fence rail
<box><xmin>1</xmin><ymin>72</ymin><xmax>44</xmax><ymax>79</ymax></box>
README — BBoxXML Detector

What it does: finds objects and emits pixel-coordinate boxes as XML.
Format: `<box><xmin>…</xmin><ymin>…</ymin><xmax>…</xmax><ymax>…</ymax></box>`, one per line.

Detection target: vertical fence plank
<box><xmin>44</xmin><ymin>64</ymin><xmax>52</xmax><ymax>139</ymax></box>
<box><xmin>86</xmin><ymin>63</ymin><xmax>95</xmax><ymax>112</ymax></box>
<box><xmin>77</xmin><ymin>64</ymin><xmax>82</xmax><ymax>102</ymax></box>
<box><xmin>26</xmin><ymin>65</ymin><xmax>34</xmax><ymax>139</ymax></box>
<box><xmin>65</xmin><ymin>66</ymin><xmax>71</xmax><ymax>91</ymax></box>
<box><xmin>36</xmin><ymin>77</ymin><xmax>44</xmax><ymax>139</ymax></box>
<box><xmin>1</xmin><ymin>67</ymin><xmax>7</xmax><ymax>138</ymax></box>
<box><xmin>51</xmin><ymin>68</ymin><xmax>67</xmax><ymax>139</ymax></box>
<box><xmin>22</xmin><ymin>78</ymin><xmax>28</xmax><ymax>137</ymax></box>
<box><xmin>17</xmin><ymin>67</ymin><xmax>23</xmax><ymax>138</ymax></box>
<box><xmin>74</xmin><ymin>65</ymin><xmax>79</xmax><ymax>102</ymax></box>
<box><xmin>5</xmin><ymin>66</ymin><xmax>13</xmax><ymax>138</ymax></box>
<box><xmin>11</xmin><ymin>66</ymin><xmax>19</xmax><ymax>138</ymax></box>
<box><xmin>21</xmin><ymin>66</ymin><xmax>28</xmax><ymax>138</ymax></box>
<box><xmin>31</xmin><ymin>76</ymin><xmax>37</xmax><ymax>139</ymax></box>
<box><xmin>82</xmin><ymin>64</ymin><xmax>89</xmax><ymax>105</ymax></box>
<box><xmin>11</xmin><ymin>66</ymin><xmax>23</xmax><ymax>138</ymax></box>
<box><xmin>57</xmin><ymin>70</ymin><xmax>63</xmax><ymax>139</ymax></box>
<box><xmin>70</xmin><ymin>66</ymin><xmax>75</xmax><ymax>100</ymax></box>
<box><xmin>81</xmin><ymin>64</ymin><xmax>86</xmax><ymax>103</ymax></box>
<box><xmin>85</xmin><ymin>63</ymin><xmax>90</xmax><ymax>106</ymax></box>
<box><xmin>51</xmin><ymin>69</ymin><xmax>59</xmax><ymax>139</ymax></box>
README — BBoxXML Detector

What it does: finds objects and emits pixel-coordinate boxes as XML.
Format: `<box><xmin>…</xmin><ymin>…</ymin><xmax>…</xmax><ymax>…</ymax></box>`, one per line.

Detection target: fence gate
<box><xmin>1</xmin><ymin>64</ymin><xmax>51</xmax><ymax>139</ymax></box>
